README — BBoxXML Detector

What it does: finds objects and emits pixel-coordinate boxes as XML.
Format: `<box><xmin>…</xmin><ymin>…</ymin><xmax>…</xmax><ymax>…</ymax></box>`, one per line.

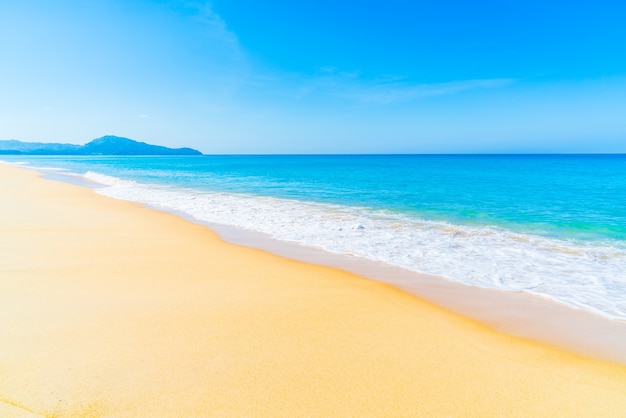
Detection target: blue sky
<box><xmin>1</xmin><ymin>0</ymin><xmax>625</xmax><ymax>153</ymax></box>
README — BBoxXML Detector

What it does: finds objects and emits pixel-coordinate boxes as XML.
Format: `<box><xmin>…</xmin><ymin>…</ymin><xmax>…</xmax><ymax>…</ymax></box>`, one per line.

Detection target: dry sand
<box><xmin>1</xmin><ymin>163</ymin><xmax>626</xmax><ymax>417</ymax></box>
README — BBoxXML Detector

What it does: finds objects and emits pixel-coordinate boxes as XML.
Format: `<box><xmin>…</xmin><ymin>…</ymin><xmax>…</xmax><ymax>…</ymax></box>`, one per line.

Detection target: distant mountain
<box><xmin>0</xmin><ymin>140</ymin><xmax>80</xmax><ymax>155</ymax></box>
<box><xmin>80</xmin><ymin>136</ymin><xmax>202</xmax><ymax>155</ymax></box>
<box><xmin>0</xmin><ymin>136</ymin><xmax>202</xmax><ymax>155</ymax></box>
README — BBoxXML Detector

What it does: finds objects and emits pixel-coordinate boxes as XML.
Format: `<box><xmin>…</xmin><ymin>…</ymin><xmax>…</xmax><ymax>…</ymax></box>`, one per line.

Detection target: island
<box><xmin>0</xmin><ymin>135</ymin><xmax>202</xmax><ymax>155</ymax></box>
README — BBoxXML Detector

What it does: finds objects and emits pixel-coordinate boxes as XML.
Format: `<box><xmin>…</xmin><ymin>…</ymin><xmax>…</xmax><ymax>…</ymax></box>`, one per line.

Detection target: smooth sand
<box><xmin>1</xmin><ymin>164</ymin><xmax>626</xmax><ymax>417</ymax></box>
<box><xmin>207</xmin><ymin>222</ymin><xmax>626</xmax><ymax>365</ymax></box>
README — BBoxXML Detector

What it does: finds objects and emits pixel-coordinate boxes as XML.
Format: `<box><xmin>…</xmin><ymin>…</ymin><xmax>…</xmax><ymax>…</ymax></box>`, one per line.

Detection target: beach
<box><xmin>2</xmin><ymin>163</ymin><xmax>626</xmax><ymax>417</ymax></box>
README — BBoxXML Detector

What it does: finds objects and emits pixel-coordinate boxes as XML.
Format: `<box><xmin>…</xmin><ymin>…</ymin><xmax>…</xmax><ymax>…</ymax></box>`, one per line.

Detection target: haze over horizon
<box><xmin>1</xmin><ymin>1</ymin><xmax>625</xmax><ymax>154</ymax></box>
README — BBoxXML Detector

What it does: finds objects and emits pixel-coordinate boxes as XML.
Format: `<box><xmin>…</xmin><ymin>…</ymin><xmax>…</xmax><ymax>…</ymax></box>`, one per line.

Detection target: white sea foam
<box><xmin>86</xmin><ymin>172</ymin><xmax>626</xmax><ymax>320</ymax></box>
<box><xmin>1</xmin><ymin>160</ymin><xmax>70</xmax><ymax>171</ymax></box>
<box><xmin>84</xmin><ymin>171</ymin><xmax>137</xmax><ymax>187</ymax></box>
<box><xmin>0</xmin><ymin>160</ymin><xmax>29</xmax><ymax>166</ymax></box>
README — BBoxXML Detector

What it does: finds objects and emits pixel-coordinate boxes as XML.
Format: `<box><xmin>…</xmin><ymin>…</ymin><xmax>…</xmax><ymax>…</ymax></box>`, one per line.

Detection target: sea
<box><xmin>4</xmin><ymin>154</ymin><xmax>626</xmax><ymax>321</ymax></box>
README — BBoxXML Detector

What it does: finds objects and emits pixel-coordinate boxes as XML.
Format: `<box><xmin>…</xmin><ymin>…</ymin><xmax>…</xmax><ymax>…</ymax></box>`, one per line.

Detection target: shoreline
<box><xmin>27</xmin><ymin>160</ymin><xmax>626</xmax><ymax>366</ymax></box>
<box><xmin>8</xmin><ymin>157</ymin><xmax>626</xmax><ymax>321</ymax></box>
<box><xmin>2</xmin><ymin>163</ymin><xmax>626</xmax><ymax>416</ymax></box>
<box><xmin>205</xmin><ymin>222</ymin><xmax>626</xmax><ymax>366</ymax></box>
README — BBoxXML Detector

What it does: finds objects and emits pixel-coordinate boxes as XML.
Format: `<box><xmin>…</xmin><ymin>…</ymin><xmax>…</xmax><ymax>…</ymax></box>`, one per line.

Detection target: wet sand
<box><xmin>207</xmin><ymin>222</ymin><xmax>626</xmax><ymax>366</ymax></box>
<box><xmin>1</xmin><ymin>163</ymin><xmax>626</xmax><ymax>417</ymax></box>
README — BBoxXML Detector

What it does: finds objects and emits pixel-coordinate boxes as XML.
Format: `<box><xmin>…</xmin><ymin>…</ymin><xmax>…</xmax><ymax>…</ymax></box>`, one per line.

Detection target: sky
<box><xmin>1</xmin><ymin>0</ymin><xmax>625</xmax><ymax>153</ymax></box>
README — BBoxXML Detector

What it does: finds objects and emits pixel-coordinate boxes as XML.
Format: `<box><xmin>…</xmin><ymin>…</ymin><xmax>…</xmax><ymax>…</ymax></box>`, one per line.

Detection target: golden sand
<box><xmin>1</xmin><ymin>163</ymin><xmax>625</xmax><ymax>417</ymax></box>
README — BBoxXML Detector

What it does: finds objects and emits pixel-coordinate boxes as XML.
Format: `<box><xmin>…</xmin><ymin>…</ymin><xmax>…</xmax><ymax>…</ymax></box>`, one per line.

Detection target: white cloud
<box><xmin>183</xmin><ymin>1</ymin><xmax>241</xmax><ymax>55</ymax></box>
<box><xmin>316</xmin><ymin>74</ymin><xmax>516</xmax><ymax>105</ymax></box>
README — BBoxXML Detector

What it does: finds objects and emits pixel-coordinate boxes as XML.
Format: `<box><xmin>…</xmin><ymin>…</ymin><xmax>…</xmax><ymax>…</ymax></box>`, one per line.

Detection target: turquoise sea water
<box><xmin>4</xmin><ymin>154</ymin><xmax>626</xmax><ymax>319</ymax></box>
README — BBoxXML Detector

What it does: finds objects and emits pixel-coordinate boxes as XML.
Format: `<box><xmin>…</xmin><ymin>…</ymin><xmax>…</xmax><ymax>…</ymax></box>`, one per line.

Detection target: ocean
<box><xmin>4</xmin><ymin>154</ymin><xmax>626</xmax><ymax>320</ymax></box>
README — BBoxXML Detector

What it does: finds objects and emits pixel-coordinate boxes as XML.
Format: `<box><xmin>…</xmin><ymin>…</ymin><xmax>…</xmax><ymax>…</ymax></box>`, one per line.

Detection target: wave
<box><xmin>84</xmin><ymin>171</ymin><xmax>138</xmax><ymax>187</ymax></box>
<box><xmin>84</xmin><ymin>171</ymin><xmax>626</xmax><ymax>320</ymax></box>
<box><xmin>1</xmin><ymin>160</ymin><xmax>71</xmax><ymax>171</ymax></box>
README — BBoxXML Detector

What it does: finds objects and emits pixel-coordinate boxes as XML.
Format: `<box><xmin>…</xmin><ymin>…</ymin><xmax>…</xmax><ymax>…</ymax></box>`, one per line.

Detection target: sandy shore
<box><xmin>1</xmin><ymin>164</ymin><xmax>626</xmax><ymax>417</ymax></box>
<box><xmin>209</xmin><ymin>222</ymin><xmax>626</xmax><ymax>365</ymax></box>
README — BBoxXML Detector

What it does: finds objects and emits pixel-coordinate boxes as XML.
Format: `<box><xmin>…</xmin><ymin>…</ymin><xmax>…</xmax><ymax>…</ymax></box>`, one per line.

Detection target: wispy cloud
<box><xmin>183</xmin><ymin>1</ymin><xmax>242</xmax><ymax>57</ymax></box>
<box><xmin>173</xmin><ymin>4</ymin><xmax>515</xmax><ymax>107</ymax></box>
<box><xmin>340</xmin><ymin>78</ymin><xmax>515</xmax><ymax>105</ymax></box>
<box><xmin>309</xmin><ymin>70</ymin><xmax>516</xmax><ymax>105</ymax></box>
